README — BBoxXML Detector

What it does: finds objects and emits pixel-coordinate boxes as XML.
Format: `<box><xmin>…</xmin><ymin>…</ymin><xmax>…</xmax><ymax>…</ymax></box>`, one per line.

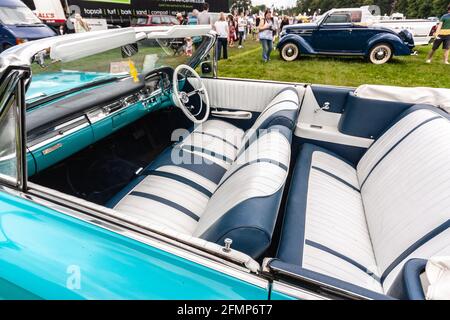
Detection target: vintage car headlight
<box><xmin>280</xmin><ymin>29</ymin><xmax>287</xmax><ymax>38</ymax></box>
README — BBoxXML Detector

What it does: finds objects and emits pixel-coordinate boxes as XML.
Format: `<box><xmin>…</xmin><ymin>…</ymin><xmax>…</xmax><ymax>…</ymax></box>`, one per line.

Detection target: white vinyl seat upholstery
<box><xmin>275</xmin><ymin>106</ymin><xmax>450</xmax><ymax>299</ymax></box>
<box><xmin>108</xmin><ymin>88</ymin><xmax>301</xmax><ymax>258</ymax></box>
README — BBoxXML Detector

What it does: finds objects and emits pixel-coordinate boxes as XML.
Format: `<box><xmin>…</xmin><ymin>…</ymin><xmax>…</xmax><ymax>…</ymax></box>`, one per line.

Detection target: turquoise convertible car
<box><xmin>0</xmin><ymin>26</ymin><xmax>449</xmax><ymax>300</ymax></box>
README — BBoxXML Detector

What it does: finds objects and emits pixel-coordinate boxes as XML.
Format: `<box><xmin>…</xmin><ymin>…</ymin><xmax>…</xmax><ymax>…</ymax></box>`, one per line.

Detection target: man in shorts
<box><xmin>426</xmin><ymin>4</ymin><xmax>450</xmax><ymax>65</ymax></box>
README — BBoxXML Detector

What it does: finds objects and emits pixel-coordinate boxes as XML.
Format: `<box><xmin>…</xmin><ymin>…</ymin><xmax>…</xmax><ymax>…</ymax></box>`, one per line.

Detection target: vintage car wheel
<box><xmin>368</xmin><ymin>44</ymin><xmax>393</xmax><ymax>65</ymax></box>
<box><xmin>280</xmin><ymin>43</ymin><xmax>299</xmax><ymax>62</ymax></box>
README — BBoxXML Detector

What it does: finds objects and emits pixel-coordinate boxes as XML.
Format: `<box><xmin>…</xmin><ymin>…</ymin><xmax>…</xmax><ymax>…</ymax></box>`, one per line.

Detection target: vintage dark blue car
<box><xmin>278</xmin><ymin>9</ymin><xmax>415</xmax><ymax>64</ymax></box>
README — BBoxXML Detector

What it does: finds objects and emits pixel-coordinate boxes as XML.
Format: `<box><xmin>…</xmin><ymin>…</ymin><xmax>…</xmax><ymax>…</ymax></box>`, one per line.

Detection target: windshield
<box><xmin>315</xmin><ymin>11</ymin><xmax>331</xmax><ymax>25</ymax></box>
<box><xmin>28</xmin><ymin>35</ymin><xmax>212</xmax><ymax>104</ymax></box>
<box><xmin>0</xmin><ymin>6</ymin><xmax>41</xmax><ymax>25</ymax></box>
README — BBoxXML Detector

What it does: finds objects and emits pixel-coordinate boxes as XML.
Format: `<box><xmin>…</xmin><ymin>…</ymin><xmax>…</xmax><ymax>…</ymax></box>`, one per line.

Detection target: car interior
<box><xmin>24</xmin><ymin>69</ymin><xmax>450</xmax><ymax>300</ymax></box>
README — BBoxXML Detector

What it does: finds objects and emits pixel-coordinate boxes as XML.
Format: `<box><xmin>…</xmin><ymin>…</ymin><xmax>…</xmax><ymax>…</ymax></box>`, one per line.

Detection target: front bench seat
<box><xmin>275</xmin><ymin>106</ymin><xmax>450</xmax><ymax>299</ymax></box>
<box><xmin>108</xmin><ymin>87</ymin><xmax>301</xmax><ymax>259</ymax></box>
<box><xmin>175</xmin><ymin>87</ymin><xmax>300</xmax><ymax>172</ymax></box>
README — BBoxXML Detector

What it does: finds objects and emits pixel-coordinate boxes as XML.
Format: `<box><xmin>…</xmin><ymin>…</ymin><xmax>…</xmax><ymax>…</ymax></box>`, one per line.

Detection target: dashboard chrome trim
<box><xmin>28</xmin><ymin>117</ymin><xmax>90</xmax><ymax>152</ymax></box>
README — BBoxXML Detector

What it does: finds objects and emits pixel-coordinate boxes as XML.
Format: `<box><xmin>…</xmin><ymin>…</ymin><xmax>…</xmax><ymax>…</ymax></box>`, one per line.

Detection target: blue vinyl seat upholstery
<box><xmin>108</xmin><ymin>88</ymin><xmax>300</xmax><ymax>259</ymax></box>
<box><xmin>274</xmin><ymin>106</ymin><xmax>450</xmax><ymax>299</ymax></box>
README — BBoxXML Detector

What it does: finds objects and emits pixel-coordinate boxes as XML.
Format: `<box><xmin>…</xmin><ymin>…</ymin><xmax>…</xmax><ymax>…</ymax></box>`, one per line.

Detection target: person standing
<box><xmin>176</xmin><ymin>13</ymin><xmax>187</xmax><ymax>25</ymax></box>
<box><xmin>258</xmin><ymin>10</ymin><xmax>275</xmax><ymax>62</ymax></box>
<box><xmin>188</xmin><ymin>9</ymin><xmax>199</xmax><ymax>25</ymax></box>
<box><xmin>228</xmin><ymin>15</ymin><xmax>237</xmax><ymax>47</ymax></box>
<box><xmin>280</xmin><ymin>16</ymin><xmax>290</xmax><ymax>33</ymax></box>
<box><xmin>73</xmin><ymin>13</ymin><xmax>90</xmax><ymax>33</ymax></box>
<box><xmin>189</xmin><ymin>9</ymin><xmax>203</xmax><ymax>50</ymax></box>
<box><xmin>426</xmin><ymin>4</ymin><xmax>450</xmax><ymax>65</ymax></box>
<box><xmin>238</xmin><ymin>12</ymin><xmax>246</xmax><ymax>49</ymax></box>
<box><xmin>273</xmin><ymin>12</ymin><xmax>280</xmax><ymax>40</ymax></box>
<box><xmin>214</xmin><ymin>13</ymin><xmax>229</xmax><ymax>60</ymax></box>
<box><xmin>198</xmin><ymin>2</ymin><xmax>211</xmax><ymax>25</ymax></box>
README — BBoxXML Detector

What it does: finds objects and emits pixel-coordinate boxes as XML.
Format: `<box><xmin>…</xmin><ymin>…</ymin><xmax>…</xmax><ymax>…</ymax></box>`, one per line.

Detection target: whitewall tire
<box><xmin>280</xmin><ymin>43</ymin><xmax>299</xmax><ymax>62</ymax></box>
<box><xmin>369</xmin><ymin>43</ymin><xmax>393</xmax><ymax>65</ymax></box>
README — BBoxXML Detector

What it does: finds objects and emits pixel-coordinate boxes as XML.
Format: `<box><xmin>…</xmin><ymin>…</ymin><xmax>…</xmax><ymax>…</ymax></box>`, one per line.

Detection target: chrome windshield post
<box><xmin>0</xmin><ymin>66</ymin><xmax>30</xmax><ymax>191</ymax></box>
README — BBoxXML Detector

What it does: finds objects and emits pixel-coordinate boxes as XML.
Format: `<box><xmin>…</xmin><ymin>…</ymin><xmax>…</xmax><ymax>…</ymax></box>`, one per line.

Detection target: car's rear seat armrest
<box><xmin>387</xmin><ymin>259</ymin><xmax>427</xmax><ymax>300</ymax></box>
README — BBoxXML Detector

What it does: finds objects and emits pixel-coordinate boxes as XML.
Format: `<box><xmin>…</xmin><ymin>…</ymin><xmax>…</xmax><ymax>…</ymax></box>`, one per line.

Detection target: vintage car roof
<box><xmin>0</xmin><ymin>25</ymin><xmax>214</xmax><ymax>70</ymax></box>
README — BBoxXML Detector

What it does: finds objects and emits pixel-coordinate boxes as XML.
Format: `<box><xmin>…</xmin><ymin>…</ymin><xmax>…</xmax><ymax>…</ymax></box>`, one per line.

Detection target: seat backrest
<box><xmin>193</xmin><ymin>126</ymin><xmax>292</xmax><ymax>258</ymax></box>
<box><xmin>241</xmin><ymin>88</ymin><xmax>300</xmax><ymax>147</ymax></box>
<box><xmin>357</xmin><ymin>107</ymin><xmax>450</xmax><ymax>292</ymax></box>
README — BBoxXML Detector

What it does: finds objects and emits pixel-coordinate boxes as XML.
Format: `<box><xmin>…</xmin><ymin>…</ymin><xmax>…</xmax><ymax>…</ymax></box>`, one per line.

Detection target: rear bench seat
<box><xmin>108</xmin><ymin>87</ymin><xmax>301</xmax><ymax>259</ymax></box>
<box><xmin>273</xmin><ymin>106</ymin><xmax>450</xmax><ymax>299</ymax></box>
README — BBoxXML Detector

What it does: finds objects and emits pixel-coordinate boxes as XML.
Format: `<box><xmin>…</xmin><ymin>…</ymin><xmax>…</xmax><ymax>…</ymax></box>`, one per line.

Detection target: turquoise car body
<box><xmin>0</xmin><ymin>192</ymin><xmax>270</xmax><ymax>299</ymax></box>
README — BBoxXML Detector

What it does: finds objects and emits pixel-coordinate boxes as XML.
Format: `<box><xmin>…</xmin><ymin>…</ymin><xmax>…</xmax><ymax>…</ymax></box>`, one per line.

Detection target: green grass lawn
<box><xmin>218</xmin><ymin>40</ymin><xmax>450</xmax><ymax>88</ymax></box>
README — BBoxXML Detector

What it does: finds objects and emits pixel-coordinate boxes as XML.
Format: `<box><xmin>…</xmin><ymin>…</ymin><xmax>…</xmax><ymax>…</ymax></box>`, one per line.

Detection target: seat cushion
<box><xmin>111</xmin><ymin>164</ymin><xmax>217</xmax><ymax>235</ymax></box>
<box><xmin>277</xmin><ymin>143</ymin><xmax>384</xmax><ymax>294</ymax></box>
<box><xmin>357</xmin><ymin>108</ymin><xmax>450</xmax><ymax>291</ymax></box>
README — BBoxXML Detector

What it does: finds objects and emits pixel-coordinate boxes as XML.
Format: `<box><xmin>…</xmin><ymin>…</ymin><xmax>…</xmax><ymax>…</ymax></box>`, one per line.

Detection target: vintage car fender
<box><xmin>365</xmin><ymin>32</ymin><xmax>412</xmax><ymax>56</ymax></box>
<box><xmin>0</xmin><ymin>191</ymin><xmax>269</xmax><ymax>300</ymax></box>
<box><xmin>277</xmin><ymin>34</ymin><xmax>316</xmax><ymax>55</ymax></box>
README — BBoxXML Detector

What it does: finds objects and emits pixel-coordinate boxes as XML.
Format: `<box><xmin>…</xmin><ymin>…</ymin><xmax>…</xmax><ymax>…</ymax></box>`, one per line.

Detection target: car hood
<box><xmin>26</xmin><ymin>71</ymin><xmax>114</xmax><ymax>102</ymax></box>
<box><xmin>286</xmin><ymin>22</ymin><xmax>318</xmax><ymax>30</ymax></box>
<box><xmin>5</xmin><ymin>24</ymin><xmax>57</xmax><ymax>40</ymax></box>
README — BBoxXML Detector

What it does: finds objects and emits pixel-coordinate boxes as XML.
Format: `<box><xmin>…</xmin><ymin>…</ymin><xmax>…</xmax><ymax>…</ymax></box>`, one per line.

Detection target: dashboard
<box><xmin>26</xmin><ymin>67</ymin><xmax>176</xmax><ymax>176</ymax></box>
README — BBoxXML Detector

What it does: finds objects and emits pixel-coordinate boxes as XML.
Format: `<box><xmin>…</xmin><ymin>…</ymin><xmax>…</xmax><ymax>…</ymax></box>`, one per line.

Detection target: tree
<box><xmin>251</xmin><ymin>4</ymin><xmax>266</xmax><ymax>14</ymax></box>
<box><xmin>432</xmin><ymin>0</ymin><xmax>449</xmax><ymax>16</ymax></box>
<box><xmin>230</xmin><ymin>0</ymin><xmax>252</xmax><ymax>14</ymax></box>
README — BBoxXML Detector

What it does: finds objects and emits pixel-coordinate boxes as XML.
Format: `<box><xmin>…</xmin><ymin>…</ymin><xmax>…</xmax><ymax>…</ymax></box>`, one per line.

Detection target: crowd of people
<box><xmin>177</xmin><ymin>3</ymin><xmax>299</xmax><ymax>63</ymax></box>
<box><xmin>212</xmin><ymin>9</ymin><xmax>301</xmax><ymax>63</ymax></box>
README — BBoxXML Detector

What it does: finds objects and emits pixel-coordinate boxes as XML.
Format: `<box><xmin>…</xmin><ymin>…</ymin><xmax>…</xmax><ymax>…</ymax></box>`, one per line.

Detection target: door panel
<box><xmin>313</xmin><ymin>24</ymin><xmax>354</xmax><ymax>52</ymax></box>
<box><xmin>201</xmin><ymin>78</ymin><xmax>306</xmax><ymax>113</ymax></box>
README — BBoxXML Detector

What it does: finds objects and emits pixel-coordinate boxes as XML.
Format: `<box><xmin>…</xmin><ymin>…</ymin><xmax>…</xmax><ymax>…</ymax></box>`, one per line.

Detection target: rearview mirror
<box><xmin>121</xmin><ymin>43</ymin><xmax>139</xmax><ymax>58</ymax></box>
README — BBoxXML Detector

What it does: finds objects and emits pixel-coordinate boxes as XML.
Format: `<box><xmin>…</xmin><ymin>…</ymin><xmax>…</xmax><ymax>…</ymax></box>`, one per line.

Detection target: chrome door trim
<box><xmin>267</xmin><ymin>262</ymin><xmax>372</xmax><ymax>300</ymax></box>
<box><xmin>271</xmin><ymin>281</ymin><xmax>330</xmax><ymax>300</ymax></box>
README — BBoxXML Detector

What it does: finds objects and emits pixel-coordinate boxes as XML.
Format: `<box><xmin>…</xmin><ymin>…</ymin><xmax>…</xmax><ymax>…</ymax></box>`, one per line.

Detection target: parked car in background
<box><xmin>131</xmin><ymin>14</ymin><xmax>179</xmax><ymax>27</ymax></box>
<box><xmin>325</xmin><ymin>6</ymin><xmax>438</xmax><ymax>46</ymax></box>
<box><xmin>0</xmin><ymin>0</ymin><xmax>56</xmax><ymax>51</ymax></box>
<box><xmin>278</xmin><ymin>9</ymin><xmax>415</xmax><ymax>65</ymax></box>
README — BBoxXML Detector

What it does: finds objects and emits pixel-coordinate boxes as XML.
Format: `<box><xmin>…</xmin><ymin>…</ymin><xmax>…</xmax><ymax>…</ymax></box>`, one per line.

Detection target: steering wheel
<box><xmin>172</xmin><ymin>64</ymin><xmax>210</xmax><ymax>124</ymax></box>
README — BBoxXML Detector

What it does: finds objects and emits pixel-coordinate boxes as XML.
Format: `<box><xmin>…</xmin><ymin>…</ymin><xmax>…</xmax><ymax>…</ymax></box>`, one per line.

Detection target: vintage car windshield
<box><xmin>315</xmin><ymin>12</ymin><xmax>329</xmax><ymax>25</ymax></box>
<box><xmin>0</xmin><ymin>6</ymin><xmax>42</xmax><ymax>25</ymax></box>
<box><xmin>27</xmin><ymin>36</ymin><xmax>207</xmax><ymax>104</ymax></box>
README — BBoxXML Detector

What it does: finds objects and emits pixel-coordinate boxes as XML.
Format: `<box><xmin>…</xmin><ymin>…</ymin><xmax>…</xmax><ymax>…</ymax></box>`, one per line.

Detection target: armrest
<box><xmin>211</xmin><ymin>110</ymin><xmax>253</xmax><ymax>120</ymax></box>
<box><xmin>388</xmin><ymin>259</ymin><xmax>427</xmax><ymax>300</ymax></box>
